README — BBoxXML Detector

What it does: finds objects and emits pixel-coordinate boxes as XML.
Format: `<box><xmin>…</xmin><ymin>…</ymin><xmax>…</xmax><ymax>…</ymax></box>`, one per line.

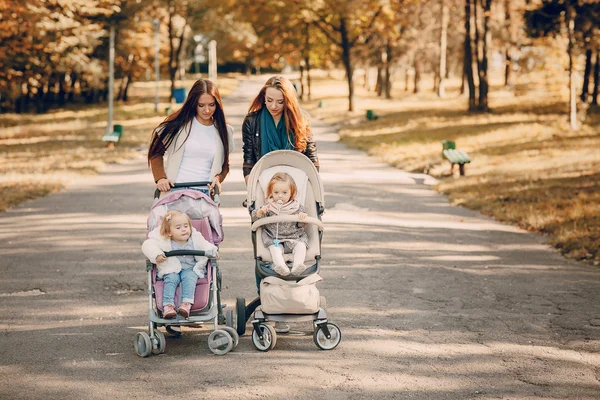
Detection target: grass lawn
<box><xmin>302</xmin><ymin>73</ymin><xmax>600</xmax><ymax>266</ymax></box>
<box><xmin>0</xmin><ymin>76</ymin><xmax>239</xmax><ymax>212</ymax></box>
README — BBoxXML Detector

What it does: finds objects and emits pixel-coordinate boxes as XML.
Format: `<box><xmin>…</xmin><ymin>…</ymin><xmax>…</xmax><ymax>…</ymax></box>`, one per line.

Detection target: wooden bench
<box><xmin>101</xmin><ymin>124</ymin><xmax>123</xmax><ymax>149</ymax></box>
<box><xmin>442</xmin><ymin>140</ymin><xmax>471</xmax><ymax>176</ymax></box>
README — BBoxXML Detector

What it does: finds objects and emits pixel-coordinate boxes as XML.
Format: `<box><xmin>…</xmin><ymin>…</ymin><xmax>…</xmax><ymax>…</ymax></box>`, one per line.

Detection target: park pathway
<box><xmin>1</xmin><ymin>76</ymin><xmax>599</xmax><ymax>399</ymax></box>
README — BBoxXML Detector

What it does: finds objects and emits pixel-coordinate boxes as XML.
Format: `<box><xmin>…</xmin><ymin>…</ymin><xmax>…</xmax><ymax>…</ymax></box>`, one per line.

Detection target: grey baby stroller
<box><xmin>236</xmin><ymin>150</ymin><xmax>341</xmax><ymax>351</ymax></box>
<box><xmin>134</xmin><ymin>182</ymin><xmax>238</xmax><ymax>357</ymax></box>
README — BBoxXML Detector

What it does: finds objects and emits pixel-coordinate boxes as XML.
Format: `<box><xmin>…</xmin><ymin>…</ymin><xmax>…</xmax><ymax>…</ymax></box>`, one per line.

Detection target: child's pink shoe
<box><xmin>178</xmin><ymin>302</ymin><xmax>192</xmax><ymax>318</ymax></box>
<box><xmin>163</xmin><ymin>304</ymin><xmax>176</xmax><ymax>319</ymax></box>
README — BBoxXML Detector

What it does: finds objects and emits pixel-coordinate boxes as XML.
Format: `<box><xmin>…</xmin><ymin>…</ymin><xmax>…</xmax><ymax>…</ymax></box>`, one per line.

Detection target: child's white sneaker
<box><xmin>273</xmin><ymin>263</ymin><xmax>290</xmax><ymax>276</ymax></box>
<box><xmin>291</xmin><ymin>263</ymin><xmax>307</xmax><ymax>276</ymax></box>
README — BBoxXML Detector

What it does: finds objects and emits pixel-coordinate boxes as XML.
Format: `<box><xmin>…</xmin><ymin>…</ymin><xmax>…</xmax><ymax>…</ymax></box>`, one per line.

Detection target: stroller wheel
<box><xmin>221</xmin><ymin>326</ymin><xmax>239</xmax><ymax>348</ymax></box>
<box><xmin>207</xmin><ymin>329</ymin><xmax>234</xmax><ymax>355</ymax></box>
<box><xmin>134</xmin><ymin>332</ymin><xmax>152</xmax><ymax>357</ymax></box>
<box><xmin>252</xmin><ymin>323</ymin><xmax>277</xmax><ymax>351</ymax></box>
<box><xmin>313</xmin><ymin>322</ymin><xmax>341</xmax><ymax>351</ymax></box>
<box><xmin>152</xmin><ymin>329</ymin><xmax>166</xmax><ymax>354</ymax></box>
<box><xmin>165</xmin><ymin>325</ymin><xmax>182</xmax><ymax>337</ymax></box>
<box><xmin>236</xmin><ymin>297</ymin><xmax>246</xmax><ymax>336</ymax></box>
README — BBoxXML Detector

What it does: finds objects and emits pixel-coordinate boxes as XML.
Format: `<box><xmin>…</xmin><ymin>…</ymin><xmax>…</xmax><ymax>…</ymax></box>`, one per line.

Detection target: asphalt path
<box><xmin>1</xmin><ymin>76</ymin><xmax>599</xmax><ymax>399</ymax></box>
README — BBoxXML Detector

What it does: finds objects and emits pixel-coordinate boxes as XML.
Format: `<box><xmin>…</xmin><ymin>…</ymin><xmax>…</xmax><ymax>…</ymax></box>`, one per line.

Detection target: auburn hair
<box><xmin>247</xmin><ymin>75</ymin><xmax>309</xmax><ymax>152</ymax></box>
<box><xmin>265</xmin><ymin>172</ymin><xmax>297</xmax><ymax>201</ymax></box>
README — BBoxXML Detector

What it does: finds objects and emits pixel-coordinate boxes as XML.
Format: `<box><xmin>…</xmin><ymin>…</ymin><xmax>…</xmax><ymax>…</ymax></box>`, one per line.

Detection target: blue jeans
<box><xmin>163</xmin><ymin>268</ymin><xmax>199</xmax><ymax>305</ymax></box>
<box><xmin>171</xmin><ymin>187</ymin><xmax>209</xmax><ymax>196</ymax></box>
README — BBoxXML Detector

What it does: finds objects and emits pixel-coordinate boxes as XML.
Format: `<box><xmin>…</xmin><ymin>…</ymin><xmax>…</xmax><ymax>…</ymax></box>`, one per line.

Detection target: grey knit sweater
<box><xmin>251</xmin><ymin>204</ymin><xmax>309</xmax><ymax>249</ymax></box>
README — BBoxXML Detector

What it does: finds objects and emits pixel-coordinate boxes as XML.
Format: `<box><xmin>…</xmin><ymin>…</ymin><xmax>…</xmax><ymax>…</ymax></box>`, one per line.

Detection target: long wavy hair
<box><xmin>247</xmin><ymin>75</ymin><xmax>309</xmax><ymax>152</ymax></box>
<box><xmin>148</xmin><ymin>79</ymin><xmax>229</xmax><ymax>171</ymax></box>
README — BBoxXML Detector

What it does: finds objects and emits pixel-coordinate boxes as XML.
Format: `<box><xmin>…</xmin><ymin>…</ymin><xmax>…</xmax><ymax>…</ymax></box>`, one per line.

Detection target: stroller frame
<box><xmin>134</xmin><ymin>182</ymin><xmax>238</xmax><ymax>357</ymax></box>
<box><xmin>236</xmin><ymin>151</ymin><xmax>341</xmax><ymax>351</ymax></box>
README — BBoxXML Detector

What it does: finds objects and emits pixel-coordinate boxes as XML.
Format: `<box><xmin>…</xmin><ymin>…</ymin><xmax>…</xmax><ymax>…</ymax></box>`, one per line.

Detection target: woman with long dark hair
<box><xmin>242</xmin><ymin>75</ymin><xmax>318</xmax><ymax>184</ymax></box>
<box><xmin>148</xmin><ymin>79</ymin><xmax>234</xmax><ymax>197</ymax></box>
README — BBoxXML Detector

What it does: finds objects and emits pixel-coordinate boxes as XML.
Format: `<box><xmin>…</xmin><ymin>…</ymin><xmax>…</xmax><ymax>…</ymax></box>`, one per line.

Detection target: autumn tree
<box><xmin>299</xmin><ymin>0</ymin><xmax>384</xmax><ymax>111</ymax></box>
<box><xmin>525</xmin><ymin>0</ymin><xmax>600</xmax><ymax>129</ymax></box>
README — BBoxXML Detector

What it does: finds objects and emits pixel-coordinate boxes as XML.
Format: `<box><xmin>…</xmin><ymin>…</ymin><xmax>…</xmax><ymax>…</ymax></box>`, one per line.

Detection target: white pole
<box><xmin>107</xmin><ymin>24</ymin><xmax>115</xmax><ymax>134</ymax></box>
<box><xmin>195</xmin><ymin>45</ymin><xmax>200</xmax><ymax>76</ymax></box>
<box><xmin>209</xmin><ymin>40</ymin><xmax>217</xmax><ymax>82</ymax></box>
<box><xmin>153</xmin><ymin>19</ymin><xmax>160</xmax><ymax>113</ymax></box>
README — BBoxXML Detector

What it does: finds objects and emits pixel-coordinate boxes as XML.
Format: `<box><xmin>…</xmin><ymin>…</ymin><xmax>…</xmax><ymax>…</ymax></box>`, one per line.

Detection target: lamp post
<box><xmin>153</xmin><ymin>18</ymin><xmax>160</xmax><ymax>113</ymax></box>
<box><xmin>193</xmin><ymin>34</ymin><xmax>203</xmax><ymax>76</ymax></box>
<box><xmin>106</xmin><ymin>24</ymin><xmax>115</xmax><ymax>134</ymax></box>
<box><xmin>208</xmin><ymin>40</ymin><xmax>217</xmax><ymax>81</ymax></box>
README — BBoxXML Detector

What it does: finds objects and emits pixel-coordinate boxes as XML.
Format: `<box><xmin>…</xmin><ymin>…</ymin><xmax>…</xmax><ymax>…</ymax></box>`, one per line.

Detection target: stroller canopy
<box><xmin>247</xmin><ymin>150</ymin><xmax>324</xmax><ymax>207</ymax></box>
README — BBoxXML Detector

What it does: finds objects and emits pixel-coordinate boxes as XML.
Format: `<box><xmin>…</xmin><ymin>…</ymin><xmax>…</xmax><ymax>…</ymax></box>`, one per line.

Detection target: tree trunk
<box><xmin>592</xmin><ymin>51</ymin><xmax>599</xmax><ymax>106</ymax></box>
<box><xmin>167</xmin><ymin>0</ymin><xmax>187</xmax><ymax>102</ymax></box>
<box><xmin>413</xmin><ymin>57</ymin><xmax>421</xmax><ymax>94</ymax></box>
<box><xmin>340</xmin><ymin>17</ymin><xmax>354</xmax><ymax>112</ymax></box>
<box><xmin>504</xmin><ymin>0</ymin><xmax>513</xmax><ymax>86</ymax></box>
<box><xmin>123</xmin><ymin>71</ymin><xmax>132</xmax><ymax>102</ymax></box>
<box><xmin>304</xmin><ymin>22</ymin><xmax>311</xmax><ymax>101</ymax></box>
<box><xmin>305</xmin><ymin>55</ymin><xmax>312</xmax><ymax>101</ymax></box>
<box><xmin>581</xmin><ymin>47</ymin><xmax>592</xmax><ymax>102</ymax></box>
<box><xmin>168</xmin><ymin>0</ymin><xmax>175</xmax><ymax>101</ymax></box>
<box><xmin>477</xmin><ymin>0</ymin><xmax>491</xmax><ymax>111</ymax></box>
<box><xmin>299</xmin><ymin>64</ymin><xmax>305</xmax><ymax>100</ymax></box>
<box><xmin>567</xmin><ymin>4</ymin><xmax>577</xmax><ymax>130</ymax></box>
<box><xmin>376</xmin><ymin>65</ymin><xmax>383</xmax><ymax>96</ymax></box>
<box><xmin>438</xmin><ymin>0</ymin><xmax>449</xmax><ymax>97</ymax></box>
<box><xmin>505</xmin><ymin>49</ymin><xmax>512</xmax><ymax>86</ymax></box>
<box><xmin>405</xmin><ymin>65</ymin><xmax>410</xmax><ymax>91</ymax></box>
<box><xmin>464</xmin><ymin>0</ymin><xmax>477</xmax><ymax>110</ymax></box>
<box><xmin>68</xmin><ymin>72</ymin><xmax>77</xmax><ymax>103</ymax></box>
<box><xmin>473</xmin><ymin>0</ymin><xmax>481</xmax><ymax>86</ymax></box>
<box><xmin>58</xmin><ymin>73</ymin><xmax>67</xmax><ymax>106</ymax></box>
<box><xmin>384</xmin><ymin>40</ymin><xmax>392</xmax><ymax>99</ymax></box>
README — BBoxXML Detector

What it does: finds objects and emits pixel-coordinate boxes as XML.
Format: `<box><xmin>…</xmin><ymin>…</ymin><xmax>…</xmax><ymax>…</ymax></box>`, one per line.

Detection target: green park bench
<box><xmin>442</xmin><ymin>140</ymin><xmax>471</xmax><ymax>176</ymax></box>
<box><xmin>366</xmin><ymin>109</ymin><xmax>379</xmax><ymax>120</ymax></box>
<box><xmin>101</xmin><ymin>124</ymin><xmax>123</xmax><ymax>148</ymax></box>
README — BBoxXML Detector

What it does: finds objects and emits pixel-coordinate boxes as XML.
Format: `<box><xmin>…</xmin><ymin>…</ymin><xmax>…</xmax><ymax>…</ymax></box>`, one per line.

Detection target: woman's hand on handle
<box><xmin>208</xmin><ymin>176</ymin><xmax>221</xmax><ymax>197</ymax></box>
<box><xmin>157</xmin><ymin>178</ymin><xmax>174</xmax><ymax>192</ymax></box>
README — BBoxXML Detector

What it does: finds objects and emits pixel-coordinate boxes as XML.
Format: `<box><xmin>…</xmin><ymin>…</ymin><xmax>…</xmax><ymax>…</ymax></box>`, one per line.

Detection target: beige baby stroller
<box><xmin>236</xmin><ymin>150</ymin><xmax>341</xmax><ymax>351</ymax></box>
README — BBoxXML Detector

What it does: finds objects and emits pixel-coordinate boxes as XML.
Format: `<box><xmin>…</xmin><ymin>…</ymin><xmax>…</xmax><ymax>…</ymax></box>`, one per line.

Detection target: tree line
<box><xmin>1</xmin><ymin>0</ymin><xmax>599</xmax><ymax>125</ymax></box>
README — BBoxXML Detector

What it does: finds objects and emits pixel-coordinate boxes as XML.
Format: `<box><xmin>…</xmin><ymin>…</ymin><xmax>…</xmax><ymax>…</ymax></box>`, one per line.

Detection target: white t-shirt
<box><xmin>176</xmin><ymin>118</ymin><xmax>218</xmax><ymax>183</ymax></box>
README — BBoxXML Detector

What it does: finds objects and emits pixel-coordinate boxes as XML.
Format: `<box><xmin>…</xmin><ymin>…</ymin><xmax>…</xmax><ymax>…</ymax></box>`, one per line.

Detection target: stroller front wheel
<box><xmin>134</xmin><ymin>332</ymin><xmax>152</xmax><ymax>357</ymax></box>
<box><xmin>221</xmin><ymin>326</ymin><xmax>239</xmax><ymax>348</ymax></box>
<box><xmin>252</xmin><ymin>323</ymin><xmax>277</xmax><ymax>351</ymax></box>
<box><xmin>313</xmin><ymin>322</ymin><xmax>341</xmax><ymax>350</ymax></box>
<box><xmin>207</xmin><ymin>329</ymin><xmax>234</xmax><ymax>355</ymax></box>
<box><xmin>152</xmin><ymin>329</ymin><xmax>166</xmax><ymax>354</ymax></box>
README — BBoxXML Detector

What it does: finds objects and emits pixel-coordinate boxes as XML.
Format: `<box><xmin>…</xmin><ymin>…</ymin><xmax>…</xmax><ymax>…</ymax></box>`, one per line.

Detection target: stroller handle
<box><xmin>153</xmin><ymin>181</ymin><xmax>219</xmax><ymax>199</ymax></box>
<box><xmin>251</xmin><ymin>215</ymin><xmax>324</xmax><ymax>232</ymax></box>
<box><xmin>164</xmin><ymin>250</ymin><xmax>217</xmax><ymax>258</ymax></box>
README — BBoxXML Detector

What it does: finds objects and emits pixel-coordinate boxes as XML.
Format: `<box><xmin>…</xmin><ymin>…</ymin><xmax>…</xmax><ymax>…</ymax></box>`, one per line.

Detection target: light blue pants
<box><xmin>163</xmin><ymin>268</ymin><xmax>199</xmax><ymax>306</ymax></box>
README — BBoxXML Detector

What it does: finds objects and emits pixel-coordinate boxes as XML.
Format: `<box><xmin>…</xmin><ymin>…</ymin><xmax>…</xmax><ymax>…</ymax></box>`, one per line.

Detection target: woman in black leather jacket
<box><xmin>242</xmin><ymin>75</ymin><xmax>319</xmax><ymax>183</ymax></box>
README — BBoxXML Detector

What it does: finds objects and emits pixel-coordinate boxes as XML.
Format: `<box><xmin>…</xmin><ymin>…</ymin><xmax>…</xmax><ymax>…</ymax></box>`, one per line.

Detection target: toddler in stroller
<box><xmin>236</xmin><ymin>150</ymin><xmax>341</xmax><ymax>351</ymax></box>
<box><xmin>251</xmin><ymin>172</ymin><xmax>309</xmax><ymax>277</ymax></box>
<box><xmin>142</xmin><ymin>210</ymin><xmax>218</xmax><ymax>319</ymax></box>
<box><xmin>134</xmin><ymin>183</ymin><xmax>238</xmax><ymax>357</ymax></box>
